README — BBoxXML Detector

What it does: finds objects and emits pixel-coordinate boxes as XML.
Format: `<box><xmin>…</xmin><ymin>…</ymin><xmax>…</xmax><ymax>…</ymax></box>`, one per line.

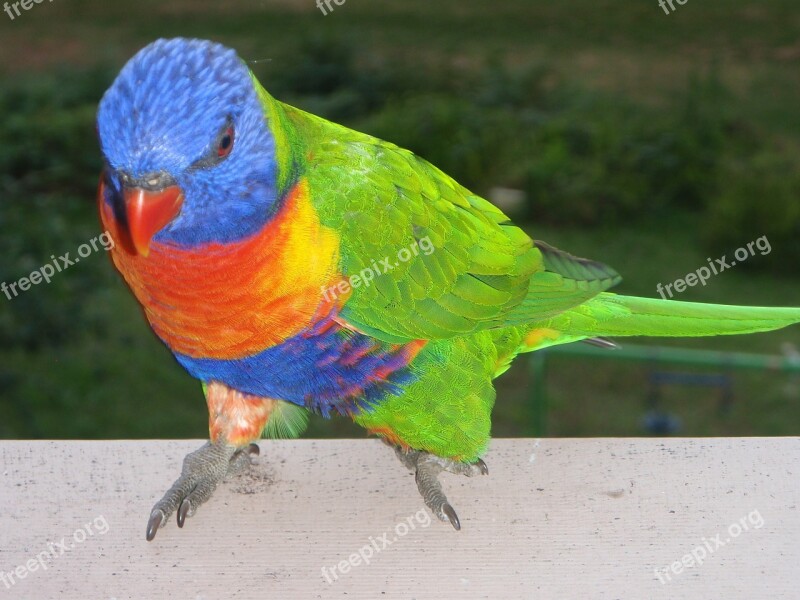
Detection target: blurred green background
<box><xmin>1</xmin><ymin>0</ymin><xmax>799</xmax><ymax>440</ymax></box>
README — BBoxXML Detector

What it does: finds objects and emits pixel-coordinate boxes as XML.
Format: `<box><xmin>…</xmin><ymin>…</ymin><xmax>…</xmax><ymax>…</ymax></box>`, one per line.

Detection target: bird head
<box><xmin>96</xmin><ymin>38</ymin><xmax>281</xmax><ymax>256</ymax></box>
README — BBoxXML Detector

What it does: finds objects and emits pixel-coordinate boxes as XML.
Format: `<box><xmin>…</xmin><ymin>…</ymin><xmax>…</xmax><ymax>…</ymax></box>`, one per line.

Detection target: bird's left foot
<box><xmin>146</xmin><ymin>441</ymin><xmax>259</xmax><ymax>541</ymax></box>
<box><xmin>393</xmin><ymin>446</ymin><xmax>488</xmax><ymax>531</ymax></box>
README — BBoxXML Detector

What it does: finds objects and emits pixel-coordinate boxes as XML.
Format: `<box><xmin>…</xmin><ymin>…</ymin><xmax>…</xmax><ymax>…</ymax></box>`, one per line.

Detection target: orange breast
<box><xmin>99</xmin><ymin>179</ymin><xmax>341</xmax><ymax>359</ymax></box>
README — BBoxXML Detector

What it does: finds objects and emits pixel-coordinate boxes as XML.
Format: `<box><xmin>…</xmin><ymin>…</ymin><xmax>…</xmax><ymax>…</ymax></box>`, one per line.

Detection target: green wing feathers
<box><xmin>500</xmin><ymin>241</ymin><xmax>622</xmax><ymax>325</ymax></box>
<box><xmin>288</xmin><ymin>102</ymin><xmax>629</xmax><ymax>343</ymax></box>
<box><xmin>293</xmin><ymin>105</ymin><xmax>539</xmax><ymax>341</ymax></box>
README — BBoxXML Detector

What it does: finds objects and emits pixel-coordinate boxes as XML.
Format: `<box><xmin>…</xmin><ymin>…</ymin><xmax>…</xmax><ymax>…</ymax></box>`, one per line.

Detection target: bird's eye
<box><xmin>189</xmin><ymin>120</ymin><xmax>237</xmax><ymax>171</ymax></box>
<box><xmin>217</xmin><ymin>126</ymin><xmax>234</xmax><ymax>158</ymax></box>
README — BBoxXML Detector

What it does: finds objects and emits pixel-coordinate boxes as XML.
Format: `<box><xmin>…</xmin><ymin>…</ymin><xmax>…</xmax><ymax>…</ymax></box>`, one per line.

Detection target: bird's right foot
<box><xmin>146</xmin><ymin>441</ymin><xmax>259</xmax><ymax>541</ymax></box>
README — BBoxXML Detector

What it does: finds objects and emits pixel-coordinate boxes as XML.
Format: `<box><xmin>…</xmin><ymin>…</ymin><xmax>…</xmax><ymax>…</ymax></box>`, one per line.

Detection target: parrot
<box><xmin>95</xmin><ymin>38</ymin><xmax>800</xmax><ymax>541</ymax></box>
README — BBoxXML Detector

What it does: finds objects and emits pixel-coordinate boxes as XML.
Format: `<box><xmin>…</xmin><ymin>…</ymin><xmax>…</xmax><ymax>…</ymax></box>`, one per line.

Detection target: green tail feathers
<box><xmin>537</xmin><ymin>293</ymin><xmax>800</xmax><ymax>339</ymax></box>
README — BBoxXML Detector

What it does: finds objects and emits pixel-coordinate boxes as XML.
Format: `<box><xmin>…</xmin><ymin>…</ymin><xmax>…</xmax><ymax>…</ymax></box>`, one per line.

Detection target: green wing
<box><xmin>284</xmin><ymin>103</ymin><xmax>619</xmax><ymax>343</ymax></box>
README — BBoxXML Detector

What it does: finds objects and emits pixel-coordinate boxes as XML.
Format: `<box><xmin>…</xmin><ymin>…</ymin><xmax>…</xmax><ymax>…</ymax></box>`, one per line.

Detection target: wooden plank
<box><xmin>0</xmin><ymin>438</ymin><xmax>797</xmax><ymax>599</ymax></box>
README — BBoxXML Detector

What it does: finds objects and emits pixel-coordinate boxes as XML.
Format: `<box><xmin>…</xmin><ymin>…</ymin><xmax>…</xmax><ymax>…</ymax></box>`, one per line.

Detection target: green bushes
<box><xmin>0</xmin><ymin>67</ymin><xmax>110</xmax><ymax>350</ymax></box>
<box><xmin>705</xmin><ymin>152</ymin><xmax>800</xmax><ymax>276</ymax></box>
<box><xmin>518</xmin><ymin>87</ymin><xmax>728</xmax><ymax>225</ymax></box>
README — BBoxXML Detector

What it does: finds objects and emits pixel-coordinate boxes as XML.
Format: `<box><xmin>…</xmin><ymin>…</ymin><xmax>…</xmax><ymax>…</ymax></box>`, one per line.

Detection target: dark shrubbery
<box><xmin>705</xmin><ymin>151</ymin><xmax>800</xmax><ymax>276</ymax></box>
<box><xmin>0</xmin><ymin>67</ymin><xmax>110</xmax><ymax>350</ymax></box>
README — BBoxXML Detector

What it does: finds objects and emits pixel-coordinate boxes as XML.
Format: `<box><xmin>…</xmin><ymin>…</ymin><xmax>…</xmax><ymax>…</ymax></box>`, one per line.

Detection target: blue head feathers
<box><xmin>97</xmin><ymin>38</ymin><xmax>278</xmax><ymax>246</ymax></box>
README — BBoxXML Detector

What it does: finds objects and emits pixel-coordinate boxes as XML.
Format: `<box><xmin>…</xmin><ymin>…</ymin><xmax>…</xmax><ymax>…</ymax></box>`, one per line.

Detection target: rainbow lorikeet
<box><xmin>96</xmin><ymin>38</ymin><xmax>800</xmax><ymax>541</ymax></box>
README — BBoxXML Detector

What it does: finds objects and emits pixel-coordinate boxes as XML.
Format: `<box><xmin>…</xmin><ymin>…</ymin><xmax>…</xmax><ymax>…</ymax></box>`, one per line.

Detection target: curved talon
<box><xmin>146</xmin><ymin>510</ymin><xmax>164</xmax><ymax>542</ymax></box>
<box><xmin>442</xmin><ymin>503</ymin><xmax>461</xmax><ymax>531</ymax></box>
<box><xmin>177</xmin><ymin>498</ymin><xmax>191</xmax><ymax>528</ymax></box>
<box><xmin>394</xmin><ymin>446</ymin><xmax>479</xmax><ymax>531</ymax></box>
<box><xmin>146</xmin><ymin>442</ymin><xmax>262</xmax><ymax>541</ymax></box>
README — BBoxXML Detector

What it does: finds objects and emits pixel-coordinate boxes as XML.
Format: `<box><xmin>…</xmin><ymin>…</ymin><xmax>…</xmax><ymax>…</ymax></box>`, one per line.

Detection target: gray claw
<box><xmin>394</xmin><ymin>446</ymin><xmax>481</xmax><ymax>531</ymax></box>
<box><xmin>146</xmin><ymin>441</ymin><xmax>256</xmax><ymax>542</ymax></box>
<box><xmin>146</xmin><ymin>510</ymin><xmax>164</xmax><ymax>541</ymax></box>
<box><xmin>177</xmin><ymin>498</ymin><xmax>191</xmax><ymax>528</ymax></box>
<box><xmin>442</xmin><ymin>503</ymin><xmax>461</xmax><ymax>531</ymax></box>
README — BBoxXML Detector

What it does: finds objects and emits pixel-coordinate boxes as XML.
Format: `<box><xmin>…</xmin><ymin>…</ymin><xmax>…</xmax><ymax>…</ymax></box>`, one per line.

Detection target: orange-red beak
<box><xmin>123</xmin><ymin>186</ymin><xmax>184</xmax><ymax>257</ymax></box>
